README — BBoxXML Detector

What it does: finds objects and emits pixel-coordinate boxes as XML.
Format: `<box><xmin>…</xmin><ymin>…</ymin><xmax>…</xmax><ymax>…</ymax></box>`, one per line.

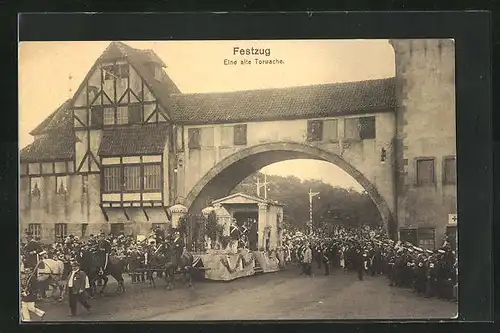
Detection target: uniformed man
<box><xmin>354</xmin><ymin>247</ymin><xmax>364</xmax><ymax>281</ymax></box>
<box><xmin>97</xmin><ymin>232</ymin><xmax>111</xmax><ymax>275</ymax></box>
<box><xmin>322</xmin><ymin>245</ymin><xmax>331</xmax><ymax>276</ymax></box>
<box><xmin>172</xmin><ymin>231</ymin><xmax>185</xmax><ymax>266</ymax></box>
<box><xmin>426</xmin><ymin>250</ymin><xmax>438</xmax><ymax>297</ymax></box>
<box><xmin>23</xmin><ymin>232</ymin><xmax>43</xmax><ymax>269</ymax></box>
<box><xmin>20</xmin><ymin>267</ymin><xmax>45</xmax><ymax>321</ymax></box>
<box><xmin>153</xmin><ymin>226</ymin><xmax>165</xmax><ymax>245</ymax></box>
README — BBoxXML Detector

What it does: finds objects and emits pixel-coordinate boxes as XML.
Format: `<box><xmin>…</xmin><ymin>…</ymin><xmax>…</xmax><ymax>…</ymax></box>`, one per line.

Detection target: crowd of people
<box><xmin>20</xmin><ymin>223</ymin><xmax>457</xmax><ymax>320</ymax></box>
<box><xmin>19</xmin><ymin>226</ymin><xmax>184</xmax><ymax>319</ymax></box>
<box><xmin>281</xmin><ymin>225</ymin><xmax>458</xmax><ymax>301</ymax></box>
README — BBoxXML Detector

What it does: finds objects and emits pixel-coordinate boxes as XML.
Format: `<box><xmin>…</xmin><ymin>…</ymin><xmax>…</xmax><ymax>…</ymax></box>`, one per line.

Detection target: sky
<box><xmin>19</xmin><ymin>40</ymin><xmax>395</xmax><ymax>191</ymax></box>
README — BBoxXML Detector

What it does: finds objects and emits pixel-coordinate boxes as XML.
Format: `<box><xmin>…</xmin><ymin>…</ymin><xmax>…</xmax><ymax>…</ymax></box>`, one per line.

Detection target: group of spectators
<box><xmin>281</xmin><ymin>225</ymin><xmax>458</xmax><ymax>301</ymax></box>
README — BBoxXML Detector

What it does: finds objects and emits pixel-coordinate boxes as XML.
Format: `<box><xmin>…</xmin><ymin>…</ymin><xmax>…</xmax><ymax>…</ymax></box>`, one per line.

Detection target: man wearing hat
<box><xmin>97</xmin><ymin>232</ymin><xmax>111</xmax><ymax>275</ymax></box>
<box><xmin>302</xmin><ymin>243</ymin><xmax>313</xmax><ymax>276</ymax></box>
<box><xmin>66</xmin><ymin>260</ymin><xmax>91</xmax><ymax>316</ymax></box>
<box><xmin>20</xmin><ymin>266</ymin><xmax>45</xmax><ymax>321</ymax></box>
<box><xmin>172</xmin><ymin>231</ymin><xmax>185</xmax><ymax>266</ymax></box>
<box><xmin>23</xmin><ymin>231</ymin><xmax>43</xmax><ymax>269</ymax></box>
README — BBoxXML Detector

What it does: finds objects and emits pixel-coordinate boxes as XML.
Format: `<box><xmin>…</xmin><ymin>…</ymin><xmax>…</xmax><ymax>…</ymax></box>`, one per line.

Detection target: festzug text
<box><xmin>233</xmin><ymin>47</ymin><xmax>271</xmax><ymax>57</ymax></box>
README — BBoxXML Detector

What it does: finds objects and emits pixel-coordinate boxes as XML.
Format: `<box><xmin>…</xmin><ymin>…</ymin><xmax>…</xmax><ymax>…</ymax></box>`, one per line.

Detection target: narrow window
<box><xmin>443</xmin><ymin>156</ymin><xmax>457</xmax><ymax>185</ymax></box>
<box><xmin>103</xmin><ymin>107</ymin><xmax>115</xmax><ymax>125</ymax></box>
<box><xmin>188</xmin><ymin>128</ymin><xmax>201</xmax><ymax>149</ymax></box>
<box><xmin>307</xmin><ymin>120</ymin><xmax>323</xmax><ymax>141</ymax></box>
<box><xmin>30</xmin><ymin>177</ymin><xmax>42</xmax><ymax>197</ymax></box>
<box><xmin>56</xmin><ymin>176</ymin><xmax>68</xmax><ymax>194</ymax></box>
<box><xmin>103</xmin><ymin>166</ymin><xmax>121</xmax><ymax>192</ymax></box>
<box><xmin>117</xmin><ymin>106</ymin><xmax>128</xmax><ymax>125</ymax></box>
<box><xmin>143</xmin><ymin>164</ymin><xmax>161</xmax><ymax>191</ymax></box>
<box><xmin>54</xmin><ymin>223</ymin><xmax>68</xmax><ymax>243</ymax></box>
<box><xmin>123</xmin><ymin>165</ymin><xmax>141</xmax><ymax>191</ymax></box>
<box><xmin>416</xmin><ymin>158</ymin><xmax>435</xmax><ymax>185</ymax></box>
<box><xmin>28</xmin><ymin>223</ymin><xmax>42</xmax><ymax>239</ymax></box>
<box><xmin>234</xmin><ymin>124</ymin><xmax>248</xmax><ymax>145</ymax></box>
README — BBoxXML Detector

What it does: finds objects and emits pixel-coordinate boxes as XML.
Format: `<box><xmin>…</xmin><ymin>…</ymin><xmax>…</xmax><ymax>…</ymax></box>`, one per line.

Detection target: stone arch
<box><xmin>184</xmin><ymin>141</ymin><xmax>396</xmax><ymax>238</ymax></box>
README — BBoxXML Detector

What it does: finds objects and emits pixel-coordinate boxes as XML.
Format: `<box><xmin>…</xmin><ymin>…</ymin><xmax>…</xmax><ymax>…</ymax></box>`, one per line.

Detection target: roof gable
<box><xmin>97</xmin><ymin>42</ymin><xmax>180</xmax><ymax>109</ymax></box>
<box><xmin>212</xmin><ymin>192</ymin><xmax>283</xmax><ymax>206</ymax></box>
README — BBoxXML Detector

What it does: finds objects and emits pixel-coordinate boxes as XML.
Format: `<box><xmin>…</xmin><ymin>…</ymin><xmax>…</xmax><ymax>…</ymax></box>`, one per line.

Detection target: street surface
<box><xmin>30</xmin><ymin>267</ymin><xmax>457</xmax><ymax>321</ymax></box>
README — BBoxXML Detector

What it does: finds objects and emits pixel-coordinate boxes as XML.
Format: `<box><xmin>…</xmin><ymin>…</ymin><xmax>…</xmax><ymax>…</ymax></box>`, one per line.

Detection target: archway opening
<box><xmin>185</xmin><ymin>142</ymin><xmax>397</xmax><ymax>239</ymax></box>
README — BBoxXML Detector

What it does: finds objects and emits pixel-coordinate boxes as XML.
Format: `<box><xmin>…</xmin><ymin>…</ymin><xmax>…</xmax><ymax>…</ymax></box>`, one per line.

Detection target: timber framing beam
<box><xmin>99</xmin><ymin>204</ymin><xmax>109</xmax><ymax>222</ymax></box>
<box><xmin>143</xmin><ymin>207</ymin><xmax>150</xmax><ymax>221</ymax></box>
<box><xmin>123</xmin><ymin>206</ymin><xmax>130</xmax><ymax>221</ymax></box>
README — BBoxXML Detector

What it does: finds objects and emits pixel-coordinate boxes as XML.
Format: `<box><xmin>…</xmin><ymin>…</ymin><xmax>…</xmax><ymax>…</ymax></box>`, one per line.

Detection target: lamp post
<box><xmin>308</xmin><ymin>189</ymin><xmax>320</xmax><ymax>235</ymax></box>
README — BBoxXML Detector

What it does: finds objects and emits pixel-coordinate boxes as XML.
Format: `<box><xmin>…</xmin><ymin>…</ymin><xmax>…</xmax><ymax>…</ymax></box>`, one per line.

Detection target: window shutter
<box><xmin>359</xmin><ymin>116</ymin><xmax>376</xmax><ymax>140</ymax></box>
<box><xmin>416</xmin><ymin>159</ymin><xmax>435</xmax><ymax>185</ymax></box>
<box><xmin>323</xmin><ymin>119</ymin><xmax>338</xmax><ymax>141</ymax></box>
<box><xmin>443</xmin><ymin>157</ymin><xmax>456</xmax><ymax>184</ymax></box>
<box><xmin>307</xmin><ymin>120</ymin><xmax>323</xmax><ymax>141</ymax></box>
<box><xmin>345</xmin><ymin>118</ymin><xmax>360</xmax><ymax>140</ymax></box>
<box><xmin>188</xmin><ymin>128</ymin><xmax>201</xmax><ymax>149</ymax></box>
<box><xmin>234</xmin><ymin>124</ymin><xmax>247</xmax><ymax>145</ymax></box>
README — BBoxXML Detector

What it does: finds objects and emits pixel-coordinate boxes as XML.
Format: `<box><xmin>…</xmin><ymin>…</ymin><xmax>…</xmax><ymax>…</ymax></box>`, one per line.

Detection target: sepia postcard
<box><xmin>19</xmin><ymin>39</ymin><xmax>458</xmax><ymax>322</ymax></box>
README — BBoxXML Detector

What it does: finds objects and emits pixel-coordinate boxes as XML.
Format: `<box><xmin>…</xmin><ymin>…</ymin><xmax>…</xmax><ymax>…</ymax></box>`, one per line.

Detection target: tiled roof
<box><xmin>168</xmin><ymin>78</ymin><xmax>396</xmax><ymax>124</ymax></box>
<box><xmin>97</xmin><ymin>42</ymin><xmax>180</xmax><ymax>110</ymax></box>
<box><xmin>20</xmin><ymin>130</ymin><xmax>76</xmax><ymax>163</ymax></box>
<box><xmin>30</xmin><ymin>99</ymin><xmax>73</xmax><ymax>135</ymax></box>
<box><xmin>98</xmin><ymin>123</ymin><xmax>169</xmax><ymax>157</ymax></box>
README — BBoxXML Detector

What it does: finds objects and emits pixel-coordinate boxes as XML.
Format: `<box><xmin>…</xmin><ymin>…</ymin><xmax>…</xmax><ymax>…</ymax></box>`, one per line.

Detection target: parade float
<box><xmin>171</xmin><ymin>193</ymin><xmax>284</xmax><ymax>281</ymax></box>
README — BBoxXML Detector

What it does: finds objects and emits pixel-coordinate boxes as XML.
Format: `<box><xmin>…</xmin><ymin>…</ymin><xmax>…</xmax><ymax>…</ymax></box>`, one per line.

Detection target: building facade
<box><xmin>20</xmin><ymin>40</ymin><xmax>456</xmax><ymax>247</ymax></box>
<box><xmin>390</xmin><ymin>39</ymin><xmax>457</xmax><ymax>247</ymax></box>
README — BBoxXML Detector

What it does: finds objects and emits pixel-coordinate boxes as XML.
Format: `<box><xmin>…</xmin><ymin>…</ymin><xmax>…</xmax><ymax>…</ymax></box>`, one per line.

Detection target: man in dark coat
<box><xmin>21</xmin><ymin>267</ymin><xmax>45</xmax><ymax>321</ymax></box>
<box><xmin>153</xmin><ymin>226</ymin><xmax>165</xmax><ymax>245</ymax></box>
<box><xmin>23</xmin><ymin>232</ymin><xmax>43</xmax><ymax>269</ymax></box>
<box><xmin>354</xmin><ymin>247</ymin><xmax>364</xmax><ymax>281</ymax></box>
<box><xmin>322</xmin><ymin>246</ymin><xmax>331</xmax><ymax>276</ymax></box>
<box><xmin>172</xmin><ymin>231</ymin><xmax>185</xmax><ymax>267</ymax></box>
<box><xmin>97</xmin><ymin>232</ymin><xmax>112</xmax><ymax>275</ymax></box>
<box><xmin>426</xmin><ymin>252</ymin><xmax>439</xmax><ymax>297</ymax></box>
<box><xmin>66</xmin><ymin>260</ymin><xmax>92</xmax><ymax>316</ymax></box>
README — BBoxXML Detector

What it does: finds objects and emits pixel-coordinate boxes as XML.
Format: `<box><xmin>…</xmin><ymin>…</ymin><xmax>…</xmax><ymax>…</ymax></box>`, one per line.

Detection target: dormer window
<box><xmin>103</xmin><ymin>64</ymin><xmax>129</xmax><ymax>80</ymax></box>
<box><xmin>154</xmin><ymin>66</ymin><xmax>162</xmax><ymax>81</ymax></box>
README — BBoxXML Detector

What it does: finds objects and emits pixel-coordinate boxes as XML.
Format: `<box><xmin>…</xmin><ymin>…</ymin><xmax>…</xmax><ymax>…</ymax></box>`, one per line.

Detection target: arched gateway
<box><xmin>184</xmin><ymin>141</ymin><xmax>397</xmax><ymax>238</ymax></box>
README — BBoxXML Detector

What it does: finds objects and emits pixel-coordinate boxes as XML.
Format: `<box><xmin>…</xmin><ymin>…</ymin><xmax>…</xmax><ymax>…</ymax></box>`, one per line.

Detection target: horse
<box><xmin>164</xmin><ymin>245</ymin><xmax>194</xmax><ymax>290</ymax></box>
<box><xmin>36</xmin><ymin>258</ymin><xmax>68</xmax><ymax>300</ymax></box>
<box><xmin>78</xmin><ymin>249</ymin><xmax>126</xmax><ymax>296</ymax></box>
